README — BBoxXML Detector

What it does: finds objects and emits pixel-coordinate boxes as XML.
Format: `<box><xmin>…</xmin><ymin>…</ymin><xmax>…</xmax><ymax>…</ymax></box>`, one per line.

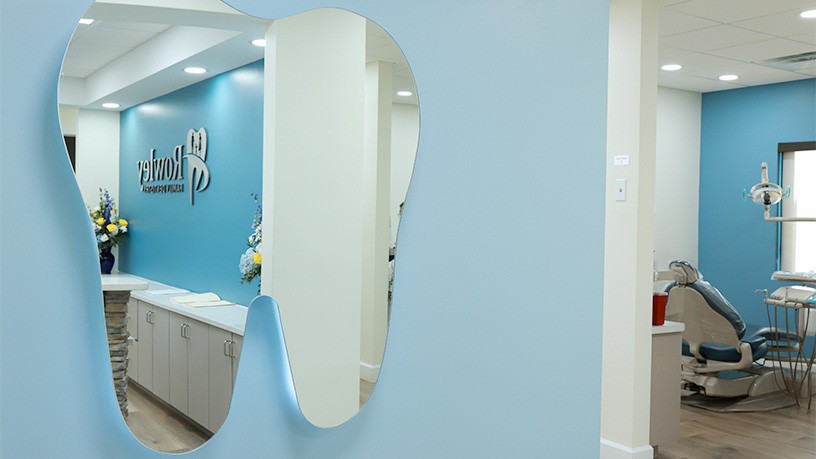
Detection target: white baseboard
<box><xmin>600</xmin><ymin>438</ymin><xmax>653</xmax><ymax>459</ymax></box>
<box><xmin>360</xmin><ymin>361</ymin><xmax>380</xmax><ymax>383</ymax></box>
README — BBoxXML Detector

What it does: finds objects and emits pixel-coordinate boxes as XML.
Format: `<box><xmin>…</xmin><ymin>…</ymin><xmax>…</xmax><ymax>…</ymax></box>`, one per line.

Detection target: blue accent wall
<box><xmin>699</xmin><ymin>78</ymin><xmax>816</xmax><ymax>325</ymax></box>
<box><xmin>119</xmin><ymin>60</ymin><xmax>264</xmax><ymax>306</ymax></box>
<box><xmin>1</xmin><ymin>1</ymin><xmax>609</xmax><ymax>458</ymax></box>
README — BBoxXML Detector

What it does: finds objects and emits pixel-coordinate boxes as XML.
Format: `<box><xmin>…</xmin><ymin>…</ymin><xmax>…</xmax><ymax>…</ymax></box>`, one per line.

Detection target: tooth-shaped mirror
<box><xmin>59</xmin><ymin>0</ymin><xmax>418</xmax><ymax>452</ymax></box>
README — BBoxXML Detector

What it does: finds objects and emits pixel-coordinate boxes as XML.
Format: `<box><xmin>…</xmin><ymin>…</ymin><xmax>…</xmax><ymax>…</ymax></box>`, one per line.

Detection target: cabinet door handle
<box><xmin>184</xmin><ymin>324</ymin><xmax>190</xmax><ymax>339</ymax></box>
<box><xmin>229</xmin><ymin>340</ymin><xmax>235</xmax><ymax>358</ymax></box>
<box><xmin>146</xmin><ymin>310</ymin><xmax>153</xmax><ymax>324</ymax></box>
<box><xmin>180</xmin><ymin>323</ymin><xmax>185</xmax><ymax>338</ymax></box>
<box><xmin>223</xmin><ymin>339</ymin><xmax>231</xmax><ymax>357</ymax></box>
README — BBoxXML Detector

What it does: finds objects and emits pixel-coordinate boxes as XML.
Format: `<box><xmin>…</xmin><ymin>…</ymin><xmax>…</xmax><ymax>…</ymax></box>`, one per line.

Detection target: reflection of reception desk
<box><xmin>119</xmin><ymin>275</ymin><xmax>247</xmax><ymax>434</ymax></box>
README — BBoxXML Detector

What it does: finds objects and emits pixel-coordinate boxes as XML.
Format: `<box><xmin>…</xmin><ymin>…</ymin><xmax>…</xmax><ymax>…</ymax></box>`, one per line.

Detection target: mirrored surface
<box><xmin>59</xmin><ymin>0</ymin><xmax>417</xmax><ymax>451</ymax></box>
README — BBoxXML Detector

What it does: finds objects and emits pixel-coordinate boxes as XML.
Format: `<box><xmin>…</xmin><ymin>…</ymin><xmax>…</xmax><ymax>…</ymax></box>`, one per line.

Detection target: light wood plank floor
<box><xmin>125</xmin><ymin>382</ymin><xmax>211</xmax><ymax>453</ymax></box>
<box><xmin>658</xmin><ymin>402</ymin><xmax>816</xmax><ymax>459</ymax></box>
<box><xmin>125</xmin><ymin>379</ymin><xmax>376</xmax><ymax>453</ymax></box>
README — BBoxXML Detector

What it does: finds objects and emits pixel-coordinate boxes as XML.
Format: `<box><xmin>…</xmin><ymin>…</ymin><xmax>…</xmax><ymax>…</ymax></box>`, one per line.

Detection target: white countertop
<box><xmin>101</xmin><ymin>274</ymin><xmax>149</xmax><ymax>291</ymax></box>
<box><xmin>123</xmin><ymin>274</ymin><xmax>248</xmax><ymax>336</ymax></box>
<box><xmin>652</xmin><ymin>320</ymin><xmax>684</xmax><ymax>335</ymax></box>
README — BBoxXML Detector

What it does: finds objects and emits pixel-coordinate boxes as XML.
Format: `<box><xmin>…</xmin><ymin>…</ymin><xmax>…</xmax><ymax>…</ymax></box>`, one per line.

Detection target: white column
<box><xmin>75</xmin><ymin>109</ymin><xmax>120</xmax><ymax>206</ymax></box>
<box><xmin>360</xmin><ymin>61</ymin><xmax>392</xmax><ymax>383</ymax></box>
<box><xmin>601</xmin><ymin>0</ymin><xmax>658</xmax><ymax>458</ymax></box>
<box><xmin>261</xmin><ymin>9</ymin><xmax>366</xmax><ymax>428</ymax></box>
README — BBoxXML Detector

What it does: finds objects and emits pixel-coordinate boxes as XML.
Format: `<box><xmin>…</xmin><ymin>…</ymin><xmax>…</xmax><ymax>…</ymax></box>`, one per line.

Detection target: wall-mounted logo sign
<box><xmin>137</xmin><ymin>128</ymin><xmax>211</xmax><ymax>205</ymax></box>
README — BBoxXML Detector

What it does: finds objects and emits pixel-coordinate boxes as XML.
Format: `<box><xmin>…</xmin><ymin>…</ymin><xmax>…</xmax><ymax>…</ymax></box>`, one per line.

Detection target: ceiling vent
<box><xmin>756</xmin><ymin>51</ymin><xmax>816</xmax><ymax>72</ymax></box>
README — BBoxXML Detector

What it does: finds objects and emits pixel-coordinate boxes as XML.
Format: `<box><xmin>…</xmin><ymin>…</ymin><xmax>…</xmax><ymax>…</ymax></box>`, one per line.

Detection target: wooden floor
<box><xmin>125</xmin><ymin>383</ymin><xmax>211</xmax><ymax>454</ymax></box>
<box><xmin>658</xmin><ymin>402</ymin><xmax>816</xmax><ymax>459</ymax></box>
<box><xmin>124</xmin><ymin>379</ymin><xmax>376</xmax><ymax>453</ymax></box>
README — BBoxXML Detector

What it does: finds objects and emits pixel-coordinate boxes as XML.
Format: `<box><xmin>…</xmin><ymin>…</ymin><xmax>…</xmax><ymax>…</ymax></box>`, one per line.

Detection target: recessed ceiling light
<box><xmin>718</xmin><ymin>74</ymin><xmax>739</xmax><ymax>81</ymax></box>
<box><xmin>251</xmin><ymin>39</ymin><xmax>267</xmax><ymax>47</ymax></box>
<box><xmin>79</xmin><ymin>18</ymin><xmax>94</xmax><ymax>25</ymax></box>
<box><xmin>800</xmin><ymin>9</ymin><xmax>816</xmax><ymax>19</ymax></box>
<box><xmin>184</xmin><ymin>67</ymin><xmax>207</xmax><ymax>74</ymax></box>
<box><xmin>396</xmin><ymin>90</ymin><xmax>413</xmax><ymax>97</ymax></box>
<box><xmin>102</xmin><ymin>102</ymin><xmax>120</xmax><ymax>109</ymax></box>
<box><xmin>661</xmin><ymin>64</ymin><xmax>682</xmax><ymax>71</ymax></box>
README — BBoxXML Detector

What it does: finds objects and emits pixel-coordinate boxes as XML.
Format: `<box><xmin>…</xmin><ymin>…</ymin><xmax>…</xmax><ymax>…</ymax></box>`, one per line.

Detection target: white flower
<box><xmin>120</xmin><ymin>226</ymin><xmax>127</xmax><ymax>233</ymax></box>
<box><xmin>100</xmin><ymin>234</ymin><xmax>109</xmax><ymax>242</ymax></box>
<box><xmin>93</xmin><ymin>206</ymin><xmax>101</xmax><ymax>212</ymax></box>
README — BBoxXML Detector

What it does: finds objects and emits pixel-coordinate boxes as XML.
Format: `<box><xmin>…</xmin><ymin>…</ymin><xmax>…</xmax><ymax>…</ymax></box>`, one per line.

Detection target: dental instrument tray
<box><xmin>771</xmin><ymin>270</ymin><xmax>816</xmax><ymax>286</ymax></box>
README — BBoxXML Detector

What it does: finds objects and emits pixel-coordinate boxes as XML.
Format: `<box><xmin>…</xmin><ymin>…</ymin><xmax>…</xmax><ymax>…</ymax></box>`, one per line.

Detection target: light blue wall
<box><xmin>119</xmin><ymin>59</ymin><xmax>264</xmax><ymax>306</ymax></box>
<box><xmin>0</xmin><ymin>1</ymin><xmax>609</xmax><ymax>457</ymax></box>
<box><xmin>699</xmin><ymin>78</ymin><xmax>816</xmax><ymax>325</ymax></box>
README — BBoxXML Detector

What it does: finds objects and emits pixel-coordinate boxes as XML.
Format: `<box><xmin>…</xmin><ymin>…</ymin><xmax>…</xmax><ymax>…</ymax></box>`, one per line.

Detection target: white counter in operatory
<box><xmin>113</xmin><ymin>273</ymin><xmax>248</xmax><ymax>336</ymax></box>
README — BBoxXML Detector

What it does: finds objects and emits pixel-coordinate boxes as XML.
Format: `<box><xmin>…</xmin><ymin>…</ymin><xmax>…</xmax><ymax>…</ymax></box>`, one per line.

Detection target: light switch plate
<box><xmin>615</xmin><ymin>179</ymin><xmax>626</xmax><ymax>201</ymax></box>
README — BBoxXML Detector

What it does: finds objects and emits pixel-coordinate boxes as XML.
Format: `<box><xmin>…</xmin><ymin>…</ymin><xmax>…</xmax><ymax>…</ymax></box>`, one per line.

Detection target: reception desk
<box><xmin>122</xmin><ymin>275</ymin><xmax>247</xmax><ymax>433</ymax></box>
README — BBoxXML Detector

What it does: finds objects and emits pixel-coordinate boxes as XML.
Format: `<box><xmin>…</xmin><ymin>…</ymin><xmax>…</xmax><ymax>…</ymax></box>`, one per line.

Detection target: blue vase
<box><xmin>100</xmin><ymin>248</ymin><xmax>115</xmax><ymax>274</ymax></box>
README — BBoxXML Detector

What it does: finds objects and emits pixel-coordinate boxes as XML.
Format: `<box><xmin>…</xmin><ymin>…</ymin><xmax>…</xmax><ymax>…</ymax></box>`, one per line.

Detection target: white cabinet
<box><xmin>136</xmin><ymin>301</ymin><xmax>169</xmax><ymax>400</ymax></box>
<box><xmin>169</xmin><ymin>312</ymin><xmax>210</xmax><ymax>428</ymax></box>
<box><xmin>125</xmin><ymin>280</ymin><xmax>245</xmax><ymax>434</ymax></box>
<box><xmin>208</xmin><ymin>327</ymin><xmax>242</xmax><ymax>432</ymax></box>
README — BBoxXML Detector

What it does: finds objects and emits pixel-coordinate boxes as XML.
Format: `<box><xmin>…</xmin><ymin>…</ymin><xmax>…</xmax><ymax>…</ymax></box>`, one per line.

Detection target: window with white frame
<box><xmin>780</xmin><ymin>144</ymin><xmax>816</xmax><ymax>272</ymax></box>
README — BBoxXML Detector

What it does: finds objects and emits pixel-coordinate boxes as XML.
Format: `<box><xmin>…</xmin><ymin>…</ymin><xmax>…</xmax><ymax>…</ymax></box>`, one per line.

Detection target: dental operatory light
<box><xmin>746</xmin><ymin>162</ymin><xmax>786</xmax><ymax>206</ymax></box>
<box><xmin>184</xmin><ymin>67</ymin><xmax>207</xmax><ymax>74</ymax></box>
<box><xmin>800</xmin><ymin>9</ymin><xmax>816</xmax><ymax>19</ymax></box>
<box><xmin>102</xmin><ymin>102</ymin><xmax>120</xmax><ymax>109</ymax></box>
<box><xmin>396</xmin><ymin>90</ymin><xmax>413</xmax><ymax>97</ymax></box>
<box><xmin>661</xmin><ymin>64</ymin><xmax>682</xmax><ymax>71</ymax></box>
<box><xmin>79</xmin><ymin>18</ymin><xmax>94</xmax><ymax>25</ymax></box>
<box><xmin>251</xmin><ymin>39</ymin><xmax>266</xmax><ymax>47</ymax></box>
<box><xmin>745</xmin><ymin>162</ymin><xmax>816</xmax><ymax>222</ymax></box>
<box><xmin>719</xmin><ymin>74</ymin><xmax>739</xmax><ymax>81</ymax></box>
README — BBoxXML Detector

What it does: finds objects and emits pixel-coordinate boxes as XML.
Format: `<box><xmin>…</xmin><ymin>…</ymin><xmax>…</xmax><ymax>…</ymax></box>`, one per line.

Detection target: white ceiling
<box><xmin>58</xmin><ymin>0</ymin><xmax>416</xmax><ymax>110</ymax></box>
<box><xmin>60</xmin><ymin>0</ymin><xmax>816</xmax><ymax>110</ymax></box>
<box><xmin>659</xmin><ymin>0</ymin><xmax>816</xmax><ymax>92</ymax></box>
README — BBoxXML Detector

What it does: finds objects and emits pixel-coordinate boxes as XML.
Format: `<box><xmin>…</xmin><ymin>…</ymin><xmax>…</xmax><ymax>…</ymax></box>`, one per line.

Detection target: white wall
<box><xmin>75</xmin><ymin>109</ymin><xmax>120</xmax><ymax>207</ymax></box>
<box><xmin>59</xmin><ymin>106</ymin><xmax>79</xmax><ymax>136</ymax></box>
<box><xmin>389</xmin><ymin>103</ymin><xmax>419</xmax><ymax>245</ymax></box>
<box><xmin>262</xmin><ymin>9</ymin><xmax>365</xmax><ymax>428</ymax></box>
<box><xmin>654</xmin><ymin>87</ymin><xmax>701</xmax><ymax>271</ymax></box>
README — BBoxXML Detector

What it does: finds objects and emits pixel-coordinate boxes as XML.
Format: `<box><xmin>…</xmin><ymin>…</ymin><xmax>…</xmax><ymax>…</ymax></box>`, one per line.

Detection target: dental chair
<box><xmin>665</xmin><ymin>260</ymin><xmax>796</xmax><ymax>412</ymax></box>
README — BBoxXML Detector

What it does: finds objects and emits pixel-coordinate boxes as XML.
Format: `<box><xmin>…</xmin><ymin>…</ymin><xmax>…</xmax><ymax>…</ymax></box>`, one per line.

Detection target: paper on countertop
<box><xmin>172</xmin><ymin>292</ymin><xmax>221</xmax><ymax>304</ymax></box>
<box><xmin>185</xmin><ymin>300</ymin><xmax>235</xmax><ymax>308</ymax></box>
<box><xmin>172</xmin><ymin>292</ymin><xmax>235</xmax><ymax>308</ymax></box>
<box><xmin>146</xmin><ymin>288</ymin><xmax>189</xmax><ymax>295</ymax></box>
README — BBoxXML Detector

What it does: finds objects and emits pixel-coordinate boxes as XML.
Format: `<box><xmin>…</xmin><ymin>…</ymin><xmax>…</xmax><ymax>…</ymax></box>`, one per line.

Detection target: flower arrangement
<box><xmin>90</xmin><ymin>188</ymin><xmax>128</xmax><ymax>253</ymax></box>
<box><xmin>240</xmin><ymin>193</ymin><xmax>262</xmax><ymax>285</ymax></box>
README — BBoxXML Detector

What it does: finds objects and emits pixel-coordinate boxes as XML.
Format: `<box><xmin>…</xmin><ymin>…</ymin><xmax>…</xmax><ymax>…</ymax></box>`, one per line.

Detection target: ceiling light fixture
<box><xmin>102</xmin><ymin>102</ymin><xmax>120</xmax><ymax>109</ymax></box>
<box><xmin>79</xmin><ymin>18</ymin><xmax>94</xmax><ymax>25</ymax></box>
<box><xmin>661</xmin><ymin>64</ymin><xmax>682</xmax><ymax>71</ymax></box>
<box><xmin>800</xmin><ymin>9</ymin><xmax>816</xmax><ymax>19</ymax></box>
<box><xmin>184</xmin><ymin>67</ymin><xmax>207</xmax><ymax>74</ymax></box>
<box><xmin>719</xmin><ymin>74</ymin><xmax>739</xmax><ymax>81</ymax></box>
<box><xmin>396</xmin><ymin>90</ymin><xmax>413</xmax><ymax>97</ymax></box>
<box><xmin>251</xmin><ymin>39</ymin><xmax>267</xmax><ymax>47</ymax></box>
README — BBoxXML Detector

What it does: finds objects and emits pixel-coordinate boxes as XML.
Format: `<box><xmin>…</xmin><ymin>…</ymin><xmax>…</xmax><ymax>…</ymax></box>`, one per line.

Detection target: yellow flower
<box><xmin>96</xmin><ymin>217</ymin><xmax>105</xmax><ymax>225</ymax></box>
<box><xmin>253</xmin><ymin>252</ymin><xmax>262</xmax><ymax>265</ymax></box>
<box><xmin>119</xmin><ymin>219</ymin><xmax>128</xmax><ymax>227</ymax></box>
<box><xmin>107</xmin><ymin>223</ymin><xmax>117</xmax><ymax>233</ymax></box>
